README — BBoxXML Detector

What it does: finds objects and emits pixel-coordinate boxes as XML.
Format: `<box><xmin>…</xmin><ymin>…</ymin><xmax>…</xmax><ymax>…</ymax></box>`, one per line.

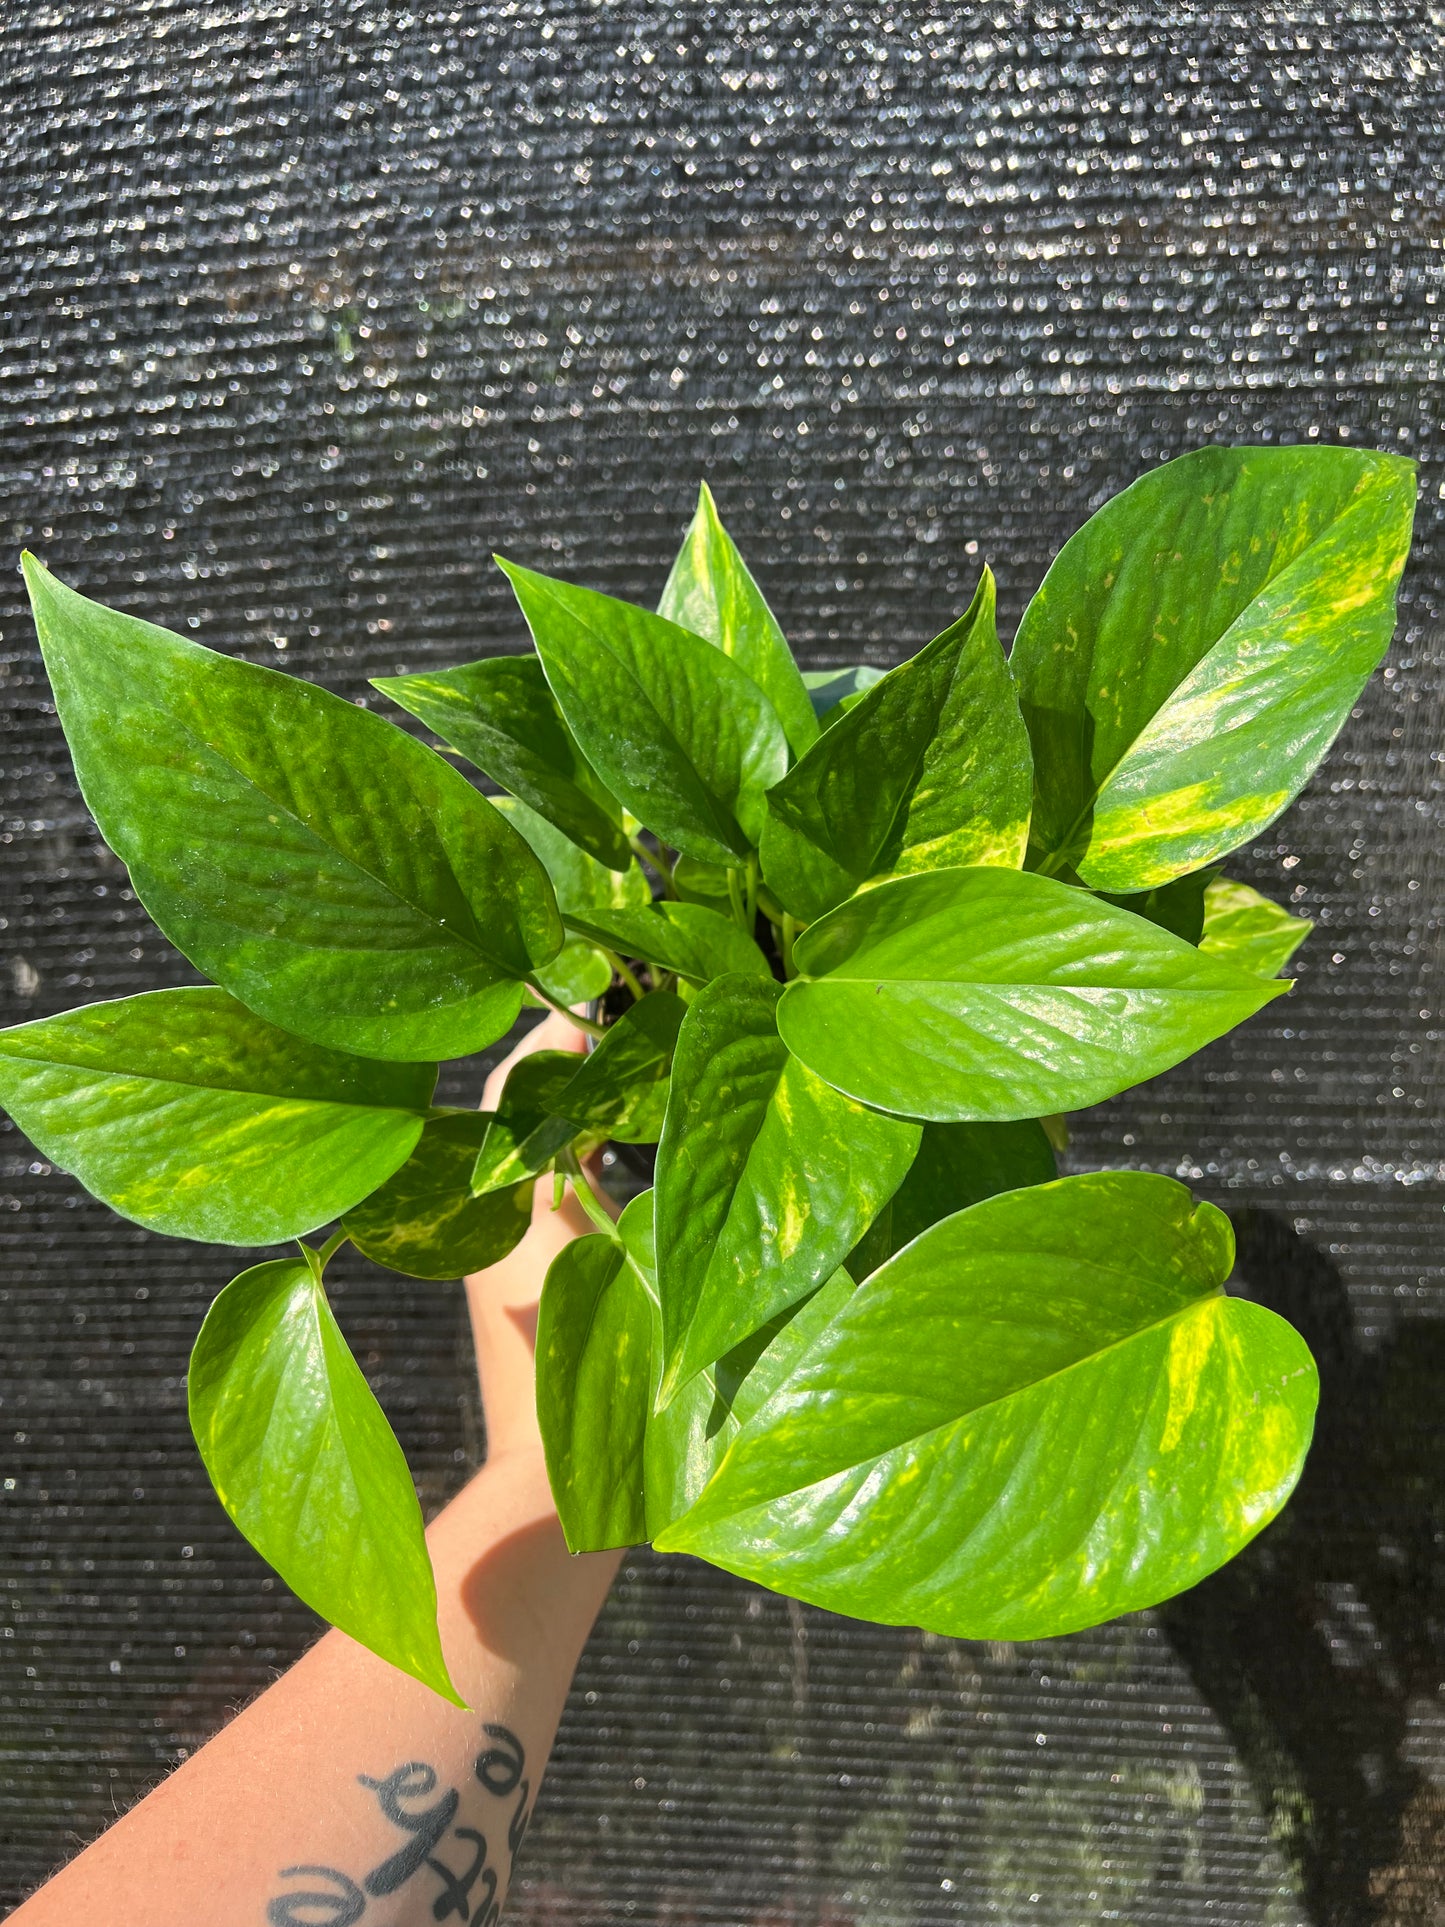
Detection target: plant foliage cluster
<box><xmin>1</xmin><ymin>446</ymin><xmax>1415</xmax><ymax>1702</ymax></box>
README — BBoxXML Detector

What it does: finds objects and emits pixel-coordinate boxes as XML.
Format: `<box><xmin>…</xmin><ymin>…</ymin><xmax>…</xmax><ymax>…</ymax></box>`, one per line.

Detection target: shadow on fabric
<box><xmin>1162</xmin><ymin>1208</ymin><xmax>1445</xmax><ymax>1927</ymax></box>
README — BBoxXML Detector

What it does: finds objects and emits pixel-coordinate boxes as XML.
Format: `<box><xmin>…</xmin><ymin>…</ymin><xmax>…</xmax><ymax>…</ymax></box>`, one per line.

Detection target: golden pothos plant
<box><xmin>0</xmin><ymin>445</ymin><xmax>1415</xmax><ymax>1701</ymax></box>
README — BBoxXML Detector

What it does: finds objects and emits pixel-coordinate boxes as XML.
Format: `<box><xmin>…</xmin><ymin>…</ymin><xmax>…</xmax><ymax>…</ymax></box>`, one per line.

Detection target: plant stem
<box><xmin>317</xmin><ymin>1227</ymin><xmax>352</xmax><ymax>1268</ymax></box>
<box><xmin>558</xmin><ymin>1148</ymin><xmax>620</xmax><ymax>1239</ymax></box>
<box><xmin>300</xmin><ymin>1227</ymin><xmax>351</xmax><ymax>1283</ymax></box>
<box><xmin>744</xmin><ymin>851</ymin><xmax>759</xmax><ymax>929</ymax></box>
<box><xmin>781</xmin><ymin>912</ymin><xmax>798</xmax><ymax>979</ymax></box>
<box><xmin>601</xmin><ymin>948</ymin><xmax>645</xmax><ymax>1003</ymax></box>
<box><xmin>524</xmin><ymin>981</ymin><xmax>607</xmax><ymax>1037</ymax></box>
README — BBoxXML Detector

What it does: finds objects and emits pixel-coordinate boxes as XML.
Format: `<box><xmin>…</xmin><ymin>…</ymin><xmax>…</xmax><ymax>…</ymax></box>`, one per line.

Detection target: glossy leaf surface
<box><xmin>658</xmin><ymin>1174</ymin><xmax>1317</xmax><ymax>1640</ymax></box>
<box><xmin>23</xmin><ymin>559</ymin><xmax>562</xmax><ymax>1060</ymax></box>
<box><xmin>189</xmin><ymin>1256</ymin><xmax>459</xmax><ymax>1700</ymax></box>
<box><xmin>1200</xmin><ymin>876</ymin><xmax>1313</xmax><ymax>978</ymax></box>
<box><xmin>499</xmin><ymin>558</ymin><xmax>788</xmax><ymax>863</ymax></box>
<box><xmin>344</xmin><ymin>1113</ymin><xmax>533</xmax><ymax>1280</ymax></box>
<box><xmin>536</xmin><ymin>1202</ymin><xmax>652</xmax><ymax>1552</ymax></box>
<box><xmin>645</xmin><ymin>1255</ymin><xmax>858</xmax><ymax>1539</ymax></box>
<box><xmin>469</xmin><ymin>1111</ymin><xmax>576</xmax><ymax>1195</ymax></box>
<box><xmin>654</xmin><ymin>974</ymin><xmax>920</xmax><ymax>1405</ymax></box>
<box><xmin>563</xmin><ymin>900</ymin><xmax>770</xmax><ymax>985</ymax></box>
<box><xmin>779</xmin><ymin>867</ymin><xmax>1286</xmax><ymax>1121</ymax></box>
<box><xmin>556</xmin><ymin>991</ymin><xmax>686</xmax><ymax>1143</ymax></box>
<box><xmin>1011</xmin><ymin>446</ymin><xmax>1416</xmax><ymax>890</ymax></box>
<box><xmin>373</xmin><ymin>654</ymin><xmax>632</xmax><ymax>870</ymax></box>
<box><xmin>849</xmin><ymin>1117</ymin><xmax>1057</xmax><ymax>1277</ymax></box>
<box><xmin>537</xmin><ymin>1195</ymin><xmax>861</xmax><ymax>1547</ymax></box>
<box><xmin>0</xmin><ymin>988</ymin><xmax>431</xmax><ymax>1244</ymax></box>
<box><xmin>761</xmin><ymin>572</ymin><xmax>1032</xmax><ymax>920</ymax></box>
<box><xmin>659</xmin><ymin>483</ymin><xmax>817</xmax><ymax>757</ymax></box>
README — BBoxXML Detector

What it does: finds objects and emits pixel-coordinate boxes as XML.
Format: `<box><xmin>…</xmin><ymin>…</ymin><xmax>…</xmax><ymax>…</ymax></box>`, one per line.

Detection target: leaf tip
<box><xmin>431</xmin><ymin>1669</ymin><xmax>470</xmax><ymax>1710</ymax></box>
<box><xmin>19</xmin><ymin>549</ymin><xmax>52</xmax><ymax>605</ymax></box>
<box><xmin>652</xmin><ymin>1355</ymin><xmax>688</xmax><ymax>1416</ymax></box>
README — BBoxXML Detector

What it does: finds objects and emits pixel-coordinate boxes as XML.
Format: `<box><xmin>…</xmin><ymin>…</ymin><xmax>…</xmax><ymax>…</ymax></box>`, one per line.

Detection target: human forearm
<box><xmin>12</xmin><ymin>1015</ymin><xmax>611</xmax><ymax>1926</ymax></box>
<box><xmin>12</xmin><ymin>1447</ymin><xmax>618</xmax><ymax>1927</ymax></box>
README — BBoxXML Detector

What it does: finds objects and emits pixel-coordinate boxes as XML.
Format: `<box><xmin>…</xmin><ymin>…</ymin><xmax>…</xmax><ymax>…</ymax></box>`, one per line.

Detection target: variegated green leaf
<box><xmin>1200</xmin><ymin>876</ymin><xmax>1313</xmax><ymax>978</ymax></box>
<box><xmin>23</xmin><ymin>558</ymin><xmax>562</xmax><ymax>1061</ymax></box>
<box><xmin>658</xmin><ymin>1173</ymin><xmax>1318</xmax><ymax>1641</ymax></box>
<box><xmin>1012</xmin><ymin>445</ymin><xmax>1416</xmax><ymax>892</ymax></box>
<box><xmin>760</xmin><ymin>571</ymin><xmax>1032</xmax><ymax>922</ymax></box>
<box><xmin>498</xmin><ymin>558</ymin><xmax>788</xmax><ymax>864</ymax></box>
<box><xmin>373</xmin><ymin>654</ymin><xmax>632</xmax><ymax>871</ymax></box>
<box><xmin>344</xmin><ymin>1112</ymin><xmax>534</xmax><ymax>1281</ymax></box>
<box><xmin>0</xmin><ymin>988</ymin><xmax>431</xmax><ymax>1245</ymax></box>
<box><xmin>189</xmin><ymin>1252</ymin><xmax>460</xmax><ymax>1700</ymax></box>
<box><xmin>660</xmin><ymin>483</ymin><xmax>818</xmax><ymax>757</ymax></box>
<box><xmin>653</xmin><ymin>974</ymin><xmax>920</xmax><ymax>1405</ymax></box>
<box><xmin>536</xmin><ymin>1213</ymin><xmax>651</xmax><ymax>1552</ymax></box>
<box><xmin>779</xmin><ymin>868</ymin><xmax>1288</xmax><ymax>1123</ymax></box>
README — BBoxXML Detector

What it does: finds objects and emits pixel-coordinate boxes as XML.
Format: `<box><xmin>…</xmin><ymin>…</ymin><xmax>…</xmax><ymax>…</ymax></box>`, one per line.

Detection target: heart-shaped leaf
<box><xmin>1011</xmin><ymin>446</ymin><xmax>1416</xmax><ymax>891</ymax></box>
<box><xmin>657</xmin><ymin>1173</ymin><xmax>1318</xmax><ymax>1640</ymax></box>
<box><xmin>1200</xmin><ymin>876</ymin><xmax>1313</xmax><ymax>978</ymax></box>
<box><xmin>374</xmin><ymin>654</ymin><xmax>632</xmax><ymax>870</ymax></box>
<box><xmin>23</xmin><ymin>559</ymin><xmax>563</xmax><ymax>1060</ymax></box>
<box><xmin>469</xmin><ymin>1111</ymin><xmax>577</xmax><ymax>1196</ymax></box>
<box><xmin>189</xmin><ymin>1254</ymin><xmax>460</xmax><ymax>1700</ymax></box>
<box><xmin>654</xmin><ymin>974</ymin><xmax>920</xmax><ymax>1406</ymax></box>
<box><xmin>779</xmin><ymin>867</ymin><xmax>1287</xmax><ymax>1122</ymax></box>
<box><xmin>659</xmin><ymin>483</ymin><xmax>818</xmax><ymax>757</ymax></box>
<box><xmin>344</xmin><ymin>1113</ymin><xmax>534</xmax><ymax>1280</ymax></box>
<box><xmin>499</xmin><ymin>557</ymin><xmax>788</xmax><ymax>864</ymax></box>
<box><xmin>0</xmin><ymin>988</ymin><xmax>432</xmax><ymax>1244</ymax></box>
<box><xmin>761</xmin><ymin>571</ymin><xmax>1032</xmax><ymax>921</ymax></box>
<box><xmin>562</xmin><ymin>900</ymin><xmax>771</xmax><ymax>986</ymax></box>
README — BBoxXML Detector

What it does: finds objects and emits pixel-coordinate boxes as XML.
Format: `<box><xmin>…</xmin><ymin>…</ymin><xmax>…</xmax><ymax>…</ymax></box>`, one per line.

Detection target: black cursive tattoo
<box><xmin>473</xmin><ymin>1725</ymin><xmax>524</xmax><ymax>1799</ymax></box>
<box><xmin>267</xmin><ymin>1865</ymin><xmax>366</xmax><ymax>1927</ymax></box>
<box><xmin>358</xmin><ymin>1761</ymin><xmax>460</xmax><ymax>1897</ymax></box>
<box><xmin>267</xmin><ymin>1726</ymin><xmax>529</xmax><ymax>1927</ymax></box>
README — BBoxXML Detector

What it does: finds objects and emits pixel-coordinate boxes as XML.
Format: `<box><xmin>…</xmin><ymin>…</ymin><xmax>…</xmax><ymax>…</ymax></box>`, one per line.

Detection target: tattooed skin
<box><xmin>266</xmin><ymin>1726</ymin><xmax>530</xmax><ymax>1927</ymax></box>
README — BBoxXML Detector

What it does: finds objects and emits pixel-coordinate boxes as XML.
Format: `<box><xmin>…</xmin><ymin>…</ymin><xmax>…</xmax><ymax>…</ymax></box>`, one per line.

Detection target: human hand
<box><xmin>464</xmin><ymin>1011</ymin><xmax>593</xmax><ymax>1469</ymax></box>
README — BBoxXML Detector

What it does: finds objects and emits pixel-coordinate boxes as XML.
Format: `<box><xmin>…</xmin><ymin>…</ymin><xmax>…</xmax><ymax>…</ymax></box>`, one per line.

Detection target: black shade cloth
<box><xmin>3</xmin><ymin>6</ymin><xmax>1444</xmax><ymax>1922</ymax></box>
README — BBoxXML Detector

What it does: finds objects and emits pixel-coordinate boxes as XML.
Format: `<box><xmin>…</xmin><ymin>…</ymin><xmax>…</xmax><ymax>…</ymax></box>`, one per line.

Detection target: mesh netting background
<box><xmin>3</xmin><ymin>5</ymin><xmax>1445</xmax><ymax>1921</ymax></box>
